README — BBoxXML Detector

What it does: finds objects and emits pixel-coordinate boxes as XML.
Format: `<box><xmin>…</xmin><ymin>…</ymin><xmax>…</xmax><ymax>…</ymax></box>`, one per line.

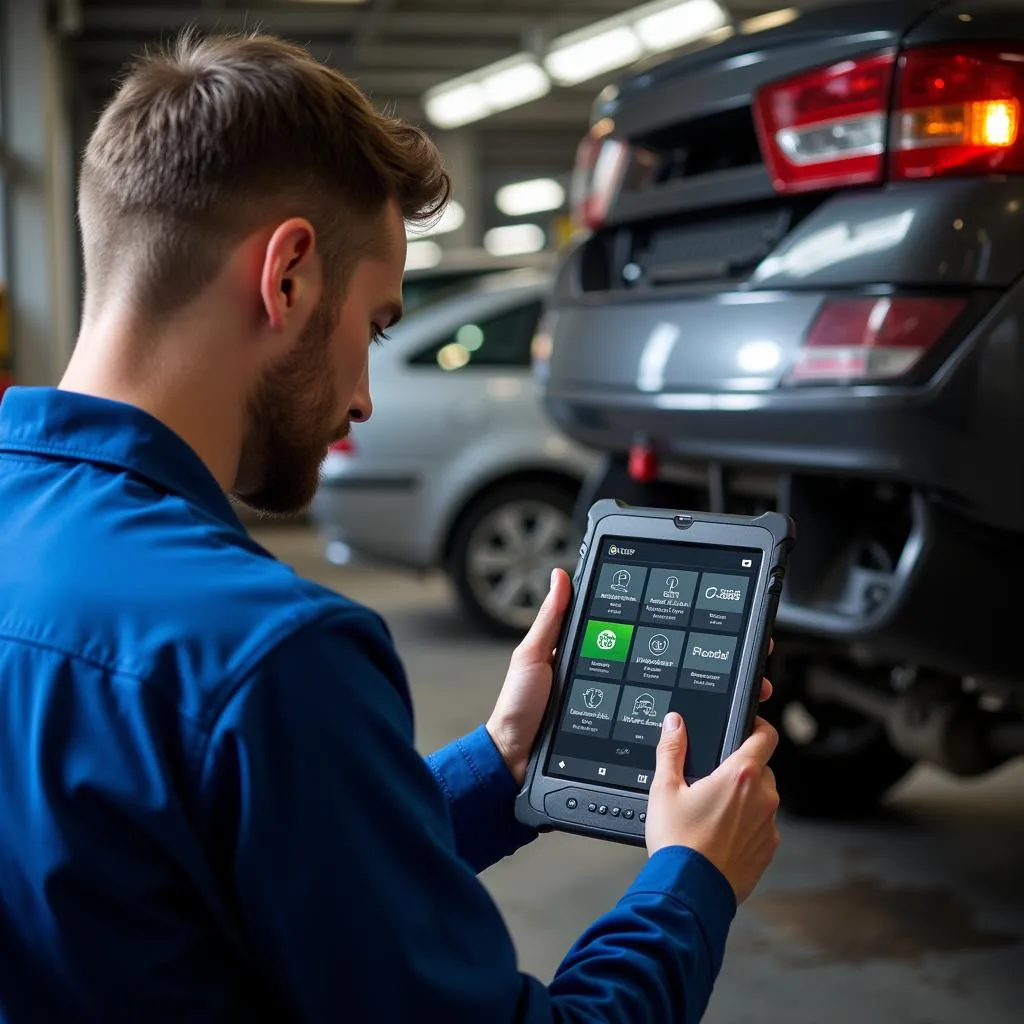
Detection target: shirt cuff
<box><xmin>426</xmin><ymin>725</ymin><xmax>538</xmax><ymax>873</ymax></box>
<box><xmin>622</xmin><ymin>846</ymin><xmax>737</xmax><ymax>974</ymax></box>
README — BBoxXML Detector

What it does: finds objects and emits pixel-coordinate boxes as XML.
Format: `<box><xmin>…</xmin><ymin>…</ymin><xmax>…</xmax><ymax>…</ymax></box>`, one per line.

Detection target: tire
<box><xmin>448</xmin><ymin>479</ymin><xmax>579</xmax><ymax>637</ymax></box>
<box><xmin>763</xmin><ymin>648</ymin><xmax>915</xmax><ymax>818</ymax></box>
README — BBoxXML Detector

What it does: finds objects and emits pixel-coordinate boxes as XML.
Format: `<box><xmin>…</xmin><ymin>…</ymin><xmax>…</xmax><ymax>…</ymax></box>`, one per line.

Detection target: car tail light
<box><xmin>628</xmin><ymin>443</ymin><xmax>660</xmax><ymax>483</ymax></box>
<box><xmin>754</xmin><ymin>53</ymin><xmax>896</xmax><ymax>194</ymax></box>
<box><xmin>891</xmin><ymin>45</ymin><xmax>1024</xmax><ymax>179</ymax></box>
<box><xmin>571</xmin><ymin>120</ymin><xmax>630</xmax><ymax>231</ymax></box>
<box><xmin>786</xmin><ymin>296</ymin><xmax>966</xmax><ymax>385</ymax></box>
<box><xmin>757</xmin><ymin>44</ymin><xmax>1024</xmax><ymax>194</ymax></box>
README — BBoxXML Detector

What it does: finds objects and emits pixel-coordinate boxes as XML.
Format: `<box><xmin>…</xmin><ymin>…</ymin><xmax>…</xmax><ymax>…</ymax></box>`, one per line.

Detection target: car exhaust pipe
<box><xmin>806</xmin><ymin>667</ymin><xmax>1024</xmax><ymax>776</ymax></box>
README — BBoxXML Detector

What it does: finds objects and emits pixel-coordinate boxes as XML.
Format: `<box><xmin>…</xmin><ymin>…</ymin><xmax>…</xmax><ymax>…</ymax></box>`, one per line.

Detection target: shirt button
<box><xmin>639</xmin><ymin>812</ymin><xmax>647</xmax><ymax>823</ymax></box>
<box><xmin>566</xmin><ymin>798</ymin><xmax>578</xmax><ymax>810</ymax></box>
<box><xmin>588</xmin><ymin>802</ymin><xmax>597</xmax><ymax>812</ymax></box>
<box><xmin>610</xmin><ymin>807</ymin><xmax>621</xmax><ymax>817</ymax></box>
<box><xmin>597</xmin><ymin>805</ymin><xmax>608</xmax><ymax>815</ymax></box>
<box><xmin>623</xmin><ymin>809</ymin><xmax>634</xmax><ymax>820</ymax></box>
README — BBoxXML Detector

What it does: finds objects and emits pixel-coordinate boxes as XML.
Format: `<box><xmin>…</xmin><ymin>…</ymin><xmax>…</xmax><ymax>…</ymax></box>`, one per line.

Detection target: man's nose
<box><xmin>349</xmin><ymin>367</ymin><xmax>373</xmax><ymax>423</ymax></box>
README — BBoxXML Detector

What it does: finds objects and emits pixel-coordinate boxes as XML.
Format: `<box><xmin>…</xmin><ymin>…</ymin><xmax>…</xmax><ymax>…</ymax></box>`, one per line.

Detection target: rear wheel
<box><xmin>764</xmin><ymin>648</ymin><xmax>915</xmax><ymax>817</ymax></box>
<box><xmin>448</xmin><ymin>479</ymin><xmax>579</xmax><ymax>637</ymax></box>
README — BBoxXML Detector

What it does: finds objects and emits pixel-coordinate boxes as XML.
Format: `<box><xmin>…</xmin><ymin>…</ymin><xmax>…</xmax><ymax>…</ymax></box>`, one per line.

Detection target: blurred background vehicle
<box><xmin>403</xmin><ymin>249</ymin><xmax>556</xmax><ymax>312</ymax></box>
<box><xmin>537</xmin><ymin>0</ymin><xmax>1024</xmax><ymax>815</ymax></box>
<box><xmin>312</xmin><ymin>269</ymin><xmax>597</xmax><ymax>634</ymax></box>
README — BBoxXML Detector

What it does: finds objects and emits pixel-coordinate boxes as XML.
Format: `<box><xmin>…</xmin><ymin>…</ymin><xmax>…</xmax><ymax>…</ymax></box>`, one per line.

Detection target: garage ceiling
<box><xmin>62</xmin><ymin>0</ymin><xmax>794</xmax><ymax>187</ymax></box>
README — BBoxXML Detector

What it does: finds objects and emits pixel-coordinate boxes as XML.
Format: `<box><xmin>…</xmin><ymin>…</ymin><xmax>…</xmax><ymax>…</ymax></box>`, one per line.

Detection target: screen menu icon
<box><xmin>691</xmin><ymin>573</ymin><xmax>751</xmax><ymax>632</ymax></box>
<box><xmin>626</xmin><ymin>626</ymin><xmax>686</xmax><ymax>686</ymax></box>
<box><xmin>590</xmin><ymin>564</ymin><xmax>648</xmax><ymax>621</ymax></box>
<box><xmin>613</xmin><ymin>685</ymin><xmax>673</xmax><ymax>746</ymax></box>
<box><xmin>639</xmin><ymin>569</ymin><xmax>699</xmax><ymax>628</ymax></box>
<box><xmin>678</xmin><ymin>632</ymin><xmax>738</xmax><ymax>693</ymax></box>
<box><xmin>578</xmin><ymin>619</ymin><xmax>634</xmax><ymax>679</ymax></box>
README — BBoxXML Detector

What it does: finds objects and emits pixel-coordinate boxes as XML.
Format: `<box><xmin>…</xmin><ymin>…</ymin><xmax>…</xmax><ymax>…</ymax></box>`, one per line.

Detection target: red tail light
<box><xmin>891</xmin><ymin>46</ymin><xmax>1024</xmax><ymax>179</ymax></box>
<box><xmin>756</xmin><ymin>44</ymin><xmax>1024</xmax><ymax>194</ymax></box>
<box><xmin>755</xmin><ymin>53</ymin><xmax>896</xmax><ymax>194</ymax></box>
<box><xmin>571</xmin><ymin>121</ymin><xmax>630</xmax><ymax>231</ymax></box>
<box><xmin>786</xmin><ymin>296</ymin><xmax>966</xmax><ymax>385</ymax></box>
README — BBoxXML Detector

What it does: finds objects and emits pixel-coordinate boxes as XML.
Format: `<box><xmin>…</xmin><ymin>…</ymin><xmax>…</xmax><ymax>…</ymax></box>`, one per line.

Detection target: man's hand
<box><xmin>646</xmin><ymin>714</ymin><xmax>781</xmax><ymax>904</ymax></box>
<box><xmin>487</xmin><ymin>569</ymin><xmax>572</xmax><ymax>786</ymax></box>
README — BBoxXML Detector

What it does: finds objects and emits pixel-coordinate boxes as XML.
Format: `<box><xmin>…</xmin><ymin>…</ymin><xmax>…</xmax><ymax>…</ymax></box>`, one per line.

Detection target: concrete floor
<box><xmin>256</xmin><ymin>523</ymin><xmax>1024</xmax><ymax>1024</ymax></box>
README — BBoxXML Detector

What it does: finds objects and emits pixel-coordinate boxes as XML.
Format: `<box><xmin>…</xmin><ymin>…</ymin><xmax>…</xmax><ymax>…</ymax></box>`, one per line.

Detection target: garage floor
<box><xmin>256</xmin><ymin>524</ymin><xmax>1024</xmax><ymax>1024</ymax></box>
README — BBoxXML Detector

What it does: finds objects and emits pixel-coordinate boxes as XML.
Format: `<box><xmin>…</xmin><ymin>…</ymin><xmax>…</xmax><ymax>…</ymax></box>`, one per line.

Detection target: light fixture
<box><xmin>740</xmin><ymin>8</ymin><xmax>799</xmax><ymax>35</ymax></box>
<box><xmin>407</xmin><ymin>200</ymin><xmax>465</xmax><ymax>239</ymax></box>
<box><xmin>481</xmin><ymin>56</ymin><xmax>551</xmax><ymax>114</ymax></box>
<box><xmin>424</xmin><ymin>57</ymin><xmax>549</xmax><ymax>129</ymax></box>
<box><xmin>405</xmin><ymin>240</ymin><xmax>443</xmax><ymax>271</ymax></box>
<box><xmin>424</xmin><ymin>82</ymin><xmax>488</xmax><ymax>130</ymax></box>
<box><xmin>634</xmin><ymin>0</ymin><xmax>729</xmax><ymax>54</ymax></box>
<box><xmin>545</xmin><ymin>26</ymin><xmax>643</xmax><ymax>86</ymax></box>
<box><xmin>422</xmin><ymin>0</ymin><xmax>728</xmax><ymax>128</ymax></box>
<box><xmin>483</xmin><ymin>224</ymin><xmax>546</xmax><ymax>257</ymax></box>
<box><xmin>495</xmin><ymin>178</ymin><xmax>566</xmax><ymax>216</ymax></box>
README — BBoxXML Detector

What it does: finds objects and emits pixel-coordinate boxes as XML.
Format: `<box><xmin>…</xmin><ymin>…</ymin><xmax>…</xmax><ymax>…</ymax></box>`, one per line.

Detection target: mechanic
<box><xmin>0</xmin><ymin>32</ymin><xmax>780</xmax><ymax>1022</ymax></box>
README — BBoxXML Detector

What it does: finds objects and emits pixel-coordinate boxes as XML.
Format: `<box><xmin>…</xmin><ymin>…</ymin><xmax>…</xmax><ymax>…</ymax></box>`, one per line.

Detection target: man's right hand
<box><xmin>646</xmin><ymin>713</ymin><xmax>780</xmax><ymax>904</ymax></box>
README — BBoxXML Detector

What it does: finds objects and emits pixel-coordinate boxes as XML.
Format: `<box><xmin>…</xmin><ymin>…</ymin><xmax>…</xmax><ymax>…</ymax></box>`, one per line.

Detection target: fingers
<box><xmin>654</xmin><ymin>713</ymin><xmax>689</xmax><ymax>789</ymax></box>
<box><xmin>513</xmin><ymin>569</ymin><xmax>571</xmax><ymax>664</ymax></box>
<box><xmin>759</xmin><ymin>677</ymin><xmax>773</xmax><ymax>702</ymax></box>
<box><xmin>728</xmin><ymin>717</ymin><xmax>779</xmax><ymax>769</ymax></box>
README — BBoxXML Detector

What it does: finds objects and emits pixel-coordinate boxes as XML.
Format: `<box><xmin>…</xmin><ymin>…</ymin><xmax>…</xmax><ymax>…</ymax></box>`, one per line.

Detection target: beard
<box><xmin>234</xmin><ymin>297</ymin><xmax>347</xmax><ymax>517</ymax></box>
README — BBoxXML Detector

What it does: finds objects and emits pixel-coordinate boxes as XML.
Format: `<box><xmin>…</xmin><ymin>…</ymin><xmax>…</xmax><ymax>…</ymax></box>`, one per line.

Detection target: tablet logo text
<box><xmin>608</xmin><ymin>544</ymin><xmax>636</xmax><ymax>557</ymax></box>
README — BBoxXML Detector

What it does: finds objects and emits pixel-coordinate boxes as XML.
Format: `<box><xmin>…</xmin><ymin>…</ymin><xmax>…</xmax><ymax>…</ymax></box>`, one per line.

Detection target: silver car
<box><xmin>312</xmin><ymin>270</ymin><xmax>598</xmax><ymax>634</ymax></box>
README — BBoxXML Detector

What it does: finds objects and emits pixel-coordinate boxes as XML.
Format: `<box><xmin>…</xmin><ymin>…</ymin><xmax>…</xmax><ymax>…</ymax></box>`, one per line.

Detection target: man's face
<box><xmin>236</xmin><ymin>200</ymin><xmax>406</xmax><ymax>515</ymax></box>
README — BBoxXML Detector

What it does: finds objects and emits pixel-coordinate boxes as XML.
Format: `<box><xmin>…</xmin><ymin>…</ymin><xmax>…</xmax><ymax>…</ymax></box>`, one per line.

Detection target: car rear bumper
<box><xmin>311</xmin><ymin>477</ymin><xmax>430</xmax><ymax>569</ymax></box>
<box><xmin>542</xmin><ymin>277</ymin><xmax>1024</xmax><ymax>532</ymax></box>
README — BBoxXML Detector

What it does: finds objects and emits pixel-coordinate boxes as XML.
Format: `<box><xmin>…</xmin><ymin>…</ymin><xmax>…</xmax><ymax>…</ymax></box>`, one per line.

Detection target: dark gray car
<box><xmin>538</xmin><ymin>0</ymin><xmax>1024</xmax><ymax>814</ymax></box>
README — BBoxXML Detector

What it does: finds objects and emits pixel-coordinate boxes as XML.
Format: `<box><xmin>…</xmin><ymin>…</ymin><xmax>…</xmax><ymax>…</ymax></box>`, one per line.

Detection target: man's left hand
<box><xmin>487</xmin><ymin>569</ymin><xmax>572</xmax><ymax>787</ymax></box>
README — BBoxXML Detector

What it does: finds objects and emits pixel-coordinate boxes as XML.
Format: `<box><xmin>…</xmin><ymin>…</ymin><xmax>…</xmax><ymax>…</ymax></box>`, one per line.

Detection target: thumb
<box><xmin>654</xmin><ymin>712</ymin><xmax>689</xmax><ymax>788</ymax></box>
<box><xmin>513</xmin><ymin>568</ymin><xmax>571</xmax><ymax>664</ymax></box>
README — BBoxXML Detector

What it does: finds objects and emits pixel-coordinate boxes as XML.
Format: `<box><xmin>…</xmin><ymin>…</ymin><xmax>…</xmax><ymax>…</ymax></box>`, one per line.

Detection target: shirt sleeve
<box><xmin>426</xmin><ymin>725</ymin><xmax>538</xmax><ymax>873</ymax></box>
<box><xmin>197</xmin><ymin>608</ymin><xmax>737</xmax><ymax>1024</ymax></box>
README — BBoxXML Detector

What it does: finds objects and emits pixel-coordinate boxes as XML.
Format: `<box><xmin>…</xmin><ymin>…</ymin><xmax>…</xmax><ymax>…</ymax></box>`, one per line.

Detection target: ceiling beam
<box><xmin>73</xmin><ymin>6</ymin><xmax>362</xmax><ymax>36</ymax></box>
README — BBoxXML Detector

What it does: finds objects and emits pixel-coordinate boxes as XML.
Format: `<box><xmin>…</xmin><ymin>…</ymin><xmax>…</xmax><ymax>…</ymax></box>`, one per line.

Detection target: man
<box><xmin>0</xmin><ymin>33</ymin><xmax>780</xmax><ymax>1022</ymax></box>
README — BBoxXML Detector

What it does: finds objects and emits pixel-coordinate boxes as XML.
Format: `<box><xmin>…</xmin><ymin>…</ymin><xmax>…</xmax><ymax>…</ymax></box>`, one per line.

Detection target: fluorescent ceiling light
<box><xmin>407</xmin><ymin>200</ymin><xmax>465</xmax><ymax>239</ymax></box>
<box><xmin>424</xmin><ymin>81</ymin><xmax>488</xmax><ymax>130</ymax></box>
<box><xmin>425</xmin><ymin>58</ymin><xmax>549</xmax><ymax>129</ymax></box>
<box><xmin>545</xmin><ymin>26</ymin><xmax>643</xmax><ymax>86</ymax></box>
<box><xmin>481</xmin><ymin>56</ymin><xmax>550</xmax><ymax>113</ymax></box>
<box><xmin>423</xmin><ymin>0</ymin><xmax>728</xmax><ymax>127</ymax></box>
<box><xmin>496</xmin><ymin>178</ymin><xmax>566</xmax><ymax>217</ymax></box>
<box><xmin>484</xmin><ymin>224</ymin><xmax>546</xmax><ymax>257</ymax></box>
<box><xmin>635</xmin><ymin>0</ymin><xmax>729</xmax><ymax>53</ymax></box>
<box><xmin>405</xmin><ymin>240</ymin><xmax>443</xmax><ymax>270</ymax></box>
<box><xmin>741</xmin><ymin>8</ymin><xmax>799</xmax><ymax>34</ymax></box>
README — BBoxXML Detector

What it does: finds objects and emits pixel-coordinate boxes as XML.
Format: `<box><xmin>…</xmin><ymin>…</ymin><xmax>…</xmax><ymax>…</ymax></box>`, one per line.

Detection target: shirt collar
<box><xmin>0</xmin><ymin>386</ymin><xmax>245</xmax><ymax>532</ymax></box>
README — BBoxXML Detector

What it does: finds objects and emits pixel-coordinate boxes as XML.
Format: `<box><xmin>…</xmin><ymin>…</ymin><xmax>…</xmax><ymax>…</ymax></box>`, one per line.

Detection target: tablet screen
<box><xmin>545</xmin><ymin>535</ymin><xmax>762</xmax><ymax>791</ymax></box>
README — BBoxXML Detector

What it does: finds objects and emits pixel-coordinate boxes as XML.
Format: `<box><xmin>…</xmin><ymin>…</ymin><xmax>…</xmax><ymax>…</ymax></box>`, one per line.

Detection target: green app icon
<box><xmin>581</xmin><ymin>620</ymin><xmax>634</xmax><ymax>663</ymax></box>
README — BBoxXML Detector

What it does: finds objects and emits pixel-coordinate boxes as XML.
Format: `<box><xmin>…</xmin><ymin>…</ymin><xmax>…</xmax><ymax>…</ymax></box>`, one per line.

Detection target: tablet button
<box><xmin>588</xmin><ymin>802</ymin><xmax>597</xmax><ymax>812</ymax></box>
<box><xmin>610</xmin><ymin>807</ymin><xmax>621</xmax><ymax>817</ymax></box>
<box><xmin>597</xmin><ymin>805</ymin><xmax>608</xmax><ymax>815</ymax></box>
<box><xmin>623</xmin><ymin>809</ymin><xmax>634</xmax><ymax>820</ymax></box>
<box><xmin>566</xmin><ymin>798</ymin><xmax>578</xmax><ymax>810</ymax></box>
<box><xmin>639</xmin><ymin>812</ymin><xmax>646</xmax><ymax>823</ymax></box>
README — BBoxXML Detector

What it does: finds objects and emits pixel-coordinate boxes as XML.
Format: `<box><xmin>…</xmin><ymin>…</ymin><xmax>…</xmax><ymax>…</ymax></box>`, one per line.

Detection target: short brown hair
<box><xmin>80</xmin><ymin>30</ymin><xmax>451</xmax><ymax>320</ymax></box>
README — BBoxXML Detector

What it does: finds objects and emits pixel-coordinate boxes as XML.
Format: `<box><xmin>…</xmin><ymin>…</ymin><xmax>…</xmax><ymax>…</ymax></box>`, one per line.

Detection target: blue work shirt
<box><xmin>0</xmin><ymin>387</ymin><xmax>736</xmax><ymax>1022</ymax></box>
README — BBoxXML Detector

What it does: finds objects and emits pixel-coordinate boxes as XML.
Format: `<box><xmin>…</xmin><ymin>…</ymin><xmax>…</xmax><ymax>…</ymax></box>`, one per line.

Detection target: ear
<box><xmin>259</xmin><ymin>218</ymin><xmax>321</xmax><ymax>333</ymax></box>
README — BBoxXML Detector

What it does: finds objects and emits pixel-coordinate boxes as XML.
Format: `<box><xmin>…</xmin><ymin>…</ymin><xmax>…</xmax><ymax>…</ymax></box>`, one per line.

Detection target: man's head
<box><xmin>78</xmin><ymin>31</ymin><xmax>450</xmax><ymax>514</ymax></box>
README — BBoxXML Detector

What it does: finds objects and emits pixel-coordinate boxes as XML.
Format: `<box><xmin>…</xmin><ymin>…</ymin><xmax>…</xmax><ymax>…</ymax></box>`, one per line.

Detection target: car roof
<box><xmin>383</xmin><ymin>268</ymin><xmax>551</xmax><ymax>358</ymax></box>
